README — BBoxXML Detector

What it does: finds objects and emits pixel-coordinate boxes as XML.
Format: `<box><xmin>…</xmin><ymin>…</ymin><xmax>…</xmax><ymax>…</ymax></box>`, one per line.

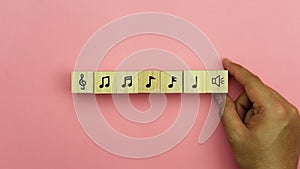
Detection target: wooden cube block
<box><xmin>94</xmin><ymin>71</ymin><xmax>116</xmax><ymax>94</ymax></box>
<box><xmin>114</xmin><ymin>71</ymin><xmax>139</xmax><ymax>93</ymax></box>
<box><xmin>183</xmin><ymin>70</ymin><xmax>206</xmax><ymax>93</ymax></box>
<box><xmin>205</xmin><ymin>70</ymin><xmax>228</xmax><ymax>93</ymax></box>
<box><xmin>160</xmin><ymin>71</ymin><xmax>183</xmax><ymax>93</ymax></box>
<box><xmin>138</xmin><ymin>71</ymin><xmax>161</xmax><ymax>93</ymax></box>
<box><xmin>71</xmin><ymin>72</ymin><xmax>94</xmax><ymax>93</ymax></box>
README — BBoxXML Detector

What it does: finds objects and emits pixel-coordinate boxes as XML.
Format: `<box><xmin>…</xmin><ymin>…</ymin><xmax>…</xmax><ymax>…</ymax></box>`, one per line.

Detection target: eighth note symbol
<box><xmin>79</xmin><ymin>74</ymin><xmax>86</xmax><ymax>90</ymax></box>
<box><xmin>146</xmin><ymin>76</ymin><xmax>155</xmax><ymax>88</ymax></box>
<box><xmin>168</xmin><ymin>76</ymin><xmax>177</xmax><ymax>88</ymax></box>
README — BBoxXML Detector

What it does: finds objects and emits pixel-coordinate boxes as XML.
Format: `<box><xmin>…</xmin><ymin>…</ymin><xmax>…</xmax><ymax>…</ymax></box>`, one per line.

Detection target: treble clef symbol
<box><xmin>79</xmin><ymin>74</ymin><xmax>86</xmax><ymax>90</ymax></box>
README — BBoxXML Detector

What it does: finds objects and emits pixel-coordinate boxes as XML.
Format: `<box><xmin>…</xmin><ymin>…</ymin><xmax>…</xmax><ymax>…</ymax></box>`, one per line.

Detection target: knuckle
<box><xmin>251</xmin><ymin>74</ymin><xmax>261</xmax><ymax>83</ymax></box>
<box><xmin>289</xmin><ymin>105</ymin><xmax>299</xmax><ymax>117</ymax></box>
<box><xmin>271</xmin><ymin>102</ymin><xmax>299</xmax><ymax>123</ymax></box>
<box><xmin>227</xmin><ymin>129</ymin><xmax>245</xmax><ymax>144</ymax></box>
<box><xmin>272</xmin><ymin>101</ymin><xmax>289</xmax><ymax>118</ymax></box>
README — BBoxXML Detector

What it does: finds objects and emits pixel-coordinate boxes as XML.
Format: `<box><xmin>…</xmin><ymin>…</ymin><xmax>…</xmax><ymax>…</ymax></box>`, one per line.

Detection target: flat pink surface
<box><xmin>0</xmin><ymin>0</ymin><xmax>299</xmax><ymax>169</ymax></box>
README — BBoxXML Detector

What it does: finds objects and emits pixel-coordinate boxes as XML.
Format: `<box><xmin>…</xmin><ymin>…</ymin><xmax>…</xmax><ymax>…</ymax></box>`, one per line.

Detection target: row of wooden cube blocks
<box><xmin>71</xmin><ymin>70</ymin><xmax>228</xmax><ymax>94</ymax></box>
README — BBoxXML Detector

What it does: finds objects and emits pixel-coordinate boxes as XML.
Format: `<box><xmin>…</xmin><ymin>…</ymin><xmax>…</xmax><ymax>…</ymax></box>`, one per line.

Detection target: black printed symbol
<box><xmin>79</xmin><ymin>74</ymin><xmax>86</xmax><ymax>90</ymax></box>
<box><xmin>99</xmin><ymin>76</ymin><xmax>110</xmax><ymax>88</ymax></box>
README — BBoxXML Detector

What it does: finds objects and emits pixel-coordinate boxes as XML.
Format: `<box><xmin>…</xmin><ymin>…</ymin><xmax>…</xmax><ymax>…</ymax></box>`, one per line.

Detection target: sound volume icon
<box><xmin>211</xmin><ymin>75</ymin><xmax>224</xmax><ymax>87</ymax></box>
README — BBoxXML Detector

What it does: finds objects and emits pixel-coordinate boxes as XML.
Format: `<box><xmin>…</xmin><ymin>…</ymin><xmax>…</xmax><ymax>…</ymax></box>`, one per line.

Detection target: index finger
<box><xmin>222</xmin><ymin>58</ymin><xmax>273</xmax><ymax>105</ymax></box>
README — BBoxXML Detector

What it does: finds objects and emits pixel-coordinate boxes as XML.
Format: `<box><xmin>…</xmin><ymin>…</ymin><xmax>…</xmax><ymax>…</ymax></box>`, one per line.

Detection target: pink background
<box><xmin>1</xmin><ymin>0</ymin><xmax>299</xmax><ymax>169</ymax></box>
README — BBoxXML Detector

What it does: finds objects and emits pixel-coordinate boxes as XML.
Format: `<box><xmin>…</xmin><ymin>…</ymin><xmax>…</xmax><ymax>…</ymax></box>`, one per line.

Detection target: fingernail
<box><xmin>222</xmin><ymin>58</ymin><xmax>232</xmax><ymax>68</ymax></box>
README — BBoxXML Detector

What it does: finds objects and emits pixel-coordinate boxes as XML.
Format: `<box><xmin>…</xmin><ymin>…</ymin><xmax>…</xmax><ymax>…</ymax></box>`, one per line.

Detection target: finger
<box><xmin>235</xmin><ymin>92</ymin><xmax>252</xmax><ymax>120</ymax></box>
<box><xmin>244</xmin><ymin>108</ymin><xmax>255</xmax><ymax>126</ymax></box>
<box><xmin>223</xmin><ymin>58</ymin><xmax>273</xmax><ymax>105</ymax></box>
<box><xmin>222</xmin><ymin>95</ymin><xmax>247</xmax><ymax>136</ymax></box>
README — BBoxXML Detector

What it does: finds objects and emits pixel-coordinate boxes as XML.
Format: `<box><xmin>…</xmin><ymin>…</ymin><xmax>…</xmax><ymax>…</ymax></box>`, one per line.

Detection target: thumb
<box><xmin>221</xmin><ymin>95</ymin><xmax>247</xmax><ymax>139</ymax></box>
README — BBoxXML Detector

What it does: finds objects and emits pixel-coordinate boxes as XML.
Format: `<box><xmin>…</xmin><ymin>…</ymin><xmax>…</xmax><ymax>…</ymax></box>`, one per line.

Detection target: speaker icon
<box><xmin>211</xmin><ymin>75</ymin><xmax>224</xmax><ymax>87</ymax></box>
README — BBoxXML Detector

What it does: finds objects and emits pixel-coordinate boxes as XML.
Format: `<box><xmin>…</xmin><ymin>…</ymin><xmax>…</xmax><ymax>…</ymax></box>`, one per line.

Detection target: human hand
<box><xmin>221</xmin><ymin>58</ymin><xmax>300</xmax><ymax>169</ymax></box>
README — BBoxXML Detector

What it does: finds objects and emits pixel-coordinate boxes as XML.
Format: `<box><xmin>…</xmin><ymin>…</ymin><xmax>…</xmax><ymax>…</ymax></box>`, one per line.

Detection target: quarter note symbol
<box><xmin>121</xmin><ymin>76</ymin><xmax>133</xmax><ymax>88</ymax></box>
<box><xmin>79</xmin><ymin>73</ymin><xmax>86</xmax><ymax>90</ymax></box>
<box><xmin>168</xmin><ymin>76</ymin><xmax>177</xmax><ymax>88</ymax></box>
<box><xmin>192</xmin><ymin>76</ymin><xmax>198</xmax><ymax>88</ymax></box>
<box><xmin>99</xmin><ymin>76</ymin><xmax>110</xmax><ymax>88</ymax></box>
<box><xmin>146</xmin><ymin>76</ymin><xmax>155</xmax><ymax>88</ymax></box>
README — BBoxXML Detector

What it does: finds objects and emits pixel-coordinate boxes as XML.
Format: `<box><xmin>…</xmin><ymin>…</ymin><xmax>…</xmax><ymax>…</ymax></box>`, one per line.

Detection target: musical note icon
<box><xmin>192</xmin><ymin>76</ymin><xmax>198</xmax><ymax>88</ymax></box>
<box><xmin>79</xmin><ymin>73</ymin><xmax>86</xmax><ymax>90</ymax></box>
<box><xmin>146</xmin><ymin>76</ymin><xmax>155</xmax><ymax>88</ymax></box>
<box><xmin>121</xmin><ymin>76</ymin><xmax>133</xmax><ymax>88</ymax></box>
<box><xmin>99</xmin><ymin>76</ymin><xmax>110</xmax><ymax>88</ymax></box>
<box><xmin>168</xmin><ymin>76</ymin><xmax>177</xmax><ymax>88</ymax></box>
